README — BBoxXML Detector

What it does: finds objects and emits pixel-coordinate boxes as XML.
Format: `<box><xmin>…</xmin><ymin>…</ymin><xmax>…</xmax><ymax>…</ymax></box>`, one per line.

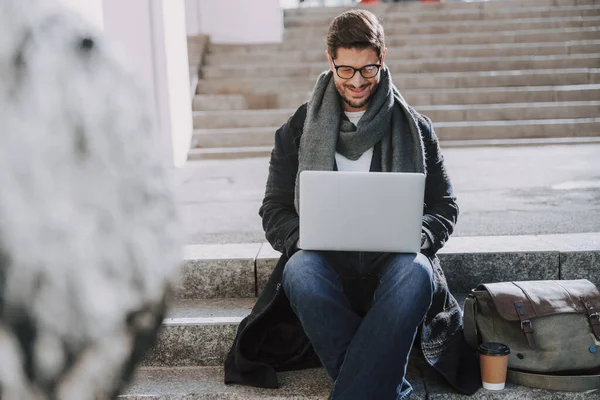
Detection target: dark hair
<box><xmin>327</xmin><ymin>9</ymin><xmax>385</xmax><ymax>60</ymax></box>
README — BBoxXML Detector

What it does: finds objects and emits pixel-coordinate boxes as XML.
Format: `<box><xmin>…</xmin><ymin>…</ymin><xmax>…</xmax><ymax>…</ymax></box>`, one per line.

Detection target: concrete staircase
<box><xmin>188</xmin><ymin>35</ymin><xmax>209</xmax><ymax>100</ymax></box>
<box><xmin>189</xmin><ymin>0</ymin><xmax>600</xmax><ymax>160</ymax></box>
<box><xmin>120</xmin><ymin>233</ymin><xmax>600</xmax><ymax>398</ymax></box>
<box><xmin>118</xmin><ymin>0</ymin><xmax>600</xmax><ymax>398</ymax></box>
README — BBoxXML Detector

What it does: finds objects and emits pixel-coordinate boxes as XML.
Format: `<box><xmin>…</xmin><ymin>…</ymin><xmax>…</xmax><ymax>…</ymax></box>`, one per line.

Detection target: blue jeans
<box><xmin>282</xmin><ymin>250</ymin><xmax>435</xmax><ymax>400</ymax></box>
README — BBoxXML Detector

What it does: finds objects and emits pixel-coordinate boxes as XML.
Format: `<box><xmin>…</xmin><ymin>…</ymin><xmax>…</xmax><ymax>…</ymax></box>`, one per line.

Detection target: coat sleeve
<box><xmin>258</xmin><ymin>105</ymin><xmax>305</xmax><ymax>258</ymax></box>
<box><xmin>419</xmin><ymin>114</ymin><xmax>459</xmax><ymax>255</ymax></box>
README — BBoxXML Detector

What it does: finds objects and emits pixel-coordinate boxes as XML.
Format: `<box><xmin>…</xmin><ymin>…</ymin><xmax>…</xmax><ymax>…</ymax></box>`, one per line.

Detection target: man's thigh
<box><xmin>372</xmin><ymin>252</ymin><xmax>436</xmax><ymax>303</ymax></box>
<box><xmin>282</xmin><ymin>250</ymin><xmax>341</xmax><ymax>291</ymax></box>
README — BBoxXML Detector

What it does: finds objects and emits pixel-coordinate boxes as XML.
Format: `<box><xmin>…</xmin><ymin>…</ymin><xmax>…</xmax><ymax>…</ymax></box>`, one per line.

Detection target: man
<box><xmin>225</xmin><ymin>9</ymin><xmax>480</xmax><ymax>399</ymax></box>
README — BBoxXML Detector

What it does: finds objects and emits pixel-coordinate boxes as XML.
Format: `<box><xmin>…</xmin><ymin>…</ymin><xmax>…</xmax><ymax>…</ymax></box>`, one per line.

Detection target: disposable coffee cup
<box><xmin>478</xmin><ymin>342</ymin><xmax>510</xmax><ymax>390</ymax></box>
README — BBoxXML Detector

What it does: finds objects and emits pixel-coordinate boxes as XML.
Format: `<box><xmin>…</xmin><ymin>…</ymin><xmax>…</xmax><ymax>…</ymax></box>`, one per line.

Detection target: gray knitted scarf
<box><xmin>294</xmin><ymin>67</ymin><xmax>426</xmax><ymax>213</ymax></box>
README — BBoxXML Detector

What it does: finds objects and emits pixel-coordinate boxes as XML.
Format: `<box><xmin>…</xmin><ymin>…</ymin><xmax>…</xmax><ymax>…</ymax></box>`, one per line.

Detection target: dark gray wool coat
<box><xmin>224</xmin><ymin>103</ymin><xmax>481</xmax><ymax>395</ymax></box>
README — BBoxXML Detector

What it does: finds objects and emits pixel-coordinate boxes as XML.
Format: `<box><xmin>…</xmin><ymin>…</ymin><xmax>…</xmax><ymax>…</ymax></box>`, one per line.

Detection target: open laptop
<box><xmin>299</xmin><ymin>171</ymin><xmax>426</xmax><ymax>253</ymax></box>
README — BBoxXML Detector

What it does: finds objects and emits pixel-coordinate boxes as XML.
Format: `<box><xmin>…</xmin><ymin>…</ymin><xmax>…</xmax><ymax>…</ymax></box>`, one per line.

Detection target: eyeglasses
<box><xmin>331</xmin><ymin>58</ymin><xmax>382</xmax><ymax>79</ymax></box>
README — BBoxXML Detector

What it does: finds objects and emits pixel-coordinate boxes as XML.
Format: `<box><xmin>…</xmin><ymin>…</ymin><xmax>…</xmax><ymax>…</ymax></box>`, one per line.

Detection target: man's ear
<box><xmin>380</xmin><ymin>47</ymin><xmax>388</xmax><ymax>69</ymax></box>
<box><xmin>325</xmin><ymin>50</ymin><xmax>334</xmax><ymax>72</ymax></box>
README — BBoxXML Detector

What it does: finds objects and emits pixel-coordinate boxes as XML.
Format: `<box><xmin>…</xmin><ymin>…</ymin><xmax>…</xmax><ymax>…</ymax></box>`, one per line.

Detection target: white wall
<box><xmin>197</xmin><ymin>0</ymin><xmax>283</xmax><ymax>43</ymax></box>
<box><xmin>58</xmin><ymin>0</ymin><xmax>193</xmax><ymax>167</ymax></box>
<box><xmin>185</xmin><ymin>0</ymin><xmax>202</xmax><ymax>35</ymax></box>
<box><xmin>102</xmin><ymin>0</ymin><xmax>156</xmax><ymax>120</ymax></box>
<box><xmin>158</xmin><ymin>0</ymin><xmax>193</xmax><ymax>167</ymax></box>
<box><xmin>101</xmin><ymin>0</ymin><xmax>192</xmax><ymax>168</ymax></box>
<box><xmin>59</xmin><ymin>0</ymin><xmax>104</xmax><ymax>29</ymax></box>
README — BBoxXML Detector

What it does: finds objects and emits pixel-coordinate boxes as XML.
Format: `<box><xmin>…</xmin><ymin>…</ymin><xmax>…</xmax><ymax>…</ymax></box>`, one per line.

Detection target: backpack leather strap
<box><xmin>507</xmin><ymin>369</ymin><xmax>600</xmax><ymax>392</ymax></box>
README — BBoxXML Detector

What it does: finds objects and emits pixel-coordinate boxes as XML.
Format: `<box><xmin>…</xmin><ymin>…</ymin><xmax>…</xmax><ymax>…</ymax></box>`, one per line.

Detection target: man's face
<box><xmin>326</xmin><ymin>47</ymin><xmax>386</xmax><ymax>112</ymax></box>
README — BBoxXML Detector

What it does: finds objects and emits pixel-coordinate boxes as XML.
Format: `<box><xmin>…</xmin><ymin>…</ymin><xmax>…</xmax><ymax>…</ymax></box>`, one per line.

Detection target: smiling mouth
<box><xmin>346</xmin><ymin>85</ymin><xmax>369</xmax><ymax>97</ymax></box>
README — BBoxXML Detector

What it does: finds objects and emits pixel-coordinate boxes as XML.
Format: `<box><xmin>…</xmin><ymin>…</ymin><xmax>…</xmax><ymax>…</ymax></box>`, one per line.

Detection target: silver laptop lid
<box><xmin>299</xmin><ymin>171</ymin><xmax>425</xmax><ymax>253</ymax></box>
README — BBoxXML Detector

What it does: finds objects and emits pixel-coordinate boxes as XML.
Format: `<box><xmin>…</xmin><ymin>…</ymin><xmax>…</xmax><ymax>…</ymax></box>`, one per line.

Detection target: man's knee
<box><xmin>386</xmin><ymin>253</ymin><xmax>435</xmax><ymax>294</ymax></box>
<box><xmin>413</xmin><ymin>252</ymin><xmax>435</xmax><ymax>283</ymax></box>
<box><xmin>282</xmin><ymin>250</ymin><xmax>328</xmax><ymax>290</ymax></box>
<box><xmin>282</xmin><ymin>250</ymin><xmax>308</xmax><ymax>284</ymax></box>
<box><xmin>282</xmin><ymin>250</ymin><xmax>341</xmax><ymax>309</ymax></box>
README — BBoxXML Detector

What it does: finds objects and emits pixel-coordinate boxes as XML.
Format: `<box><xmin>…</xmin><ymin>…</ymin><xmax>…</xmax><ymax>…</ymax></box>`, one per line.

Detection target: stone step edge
<box><xmin>184</xmin><ymin>232</ymin><xmax>600</xmax><ymax>265</ymax></box>
<box><xmin>435</xmin><ymin>117</ymin><xmax>600</xmax><ymax>127</ymax></box>
<box><xmin>120</xmin><ymin>366</ymin><xmax>331</xmax><ymax>399</ymax></box>
<box><xmin>197</xmin><ymin>67</ymin><xmax>600</xmax><ymax>84</ymax></box>
<box><xmin>188</xmin><ymin>146</ymin><xmax>272</xmax><ymax>158</ymax></box>
<box><xmin>187</xmin><ymin>35</ymin><xmax>209</xmax><ymax>100</ymax></box>
<box><xmin>176</xmin><ymin>232</ymin><xmax>600</xmax><ymax>300</ymax></box>
<box><xmin>206</xmin><ymin>40</ymin><xmax>600</xmax><ymax>60</ymax></box>
<box><xmin>439</xmin><ymin>136</ymin><xmax>600</xmax><ymax>147</ymax></box>
<box><xmin>284</xmin><ymin>14</ymin><xmax>600</xmax><ymax>31</ymax></box>
<box><xmin>282</xmin><ymin>25</ymin><xmax>600</xmax><ymax>43</ymax></box>
<box><xmin>192</xmin><ymin>83</ymin><xmax>600</xmax><ymax>99</ymax></box>
<box><xmin>161</xmin><ymin>296</ymin><xmax>470</xmax><ymax>327</ymax></box>
<box><xmin>192</xmin><ymin>101</ymin><xmax>600</xmax><ymax>117</ymax></box>
<box><xmin>208</xmin><ymin>26</ymin><xmax>600</xmax><ymax>52</ymax></box>
<box><xmin>283</xmin><ymin>0</ymin><xmax>598</xmax><ymax>13</ymax></box>
<box><xmin>187</xmin><ymin>137</ymin><xmax>600</xmax><ymax>160</ymax></box>
<box><xmin>192</xmin><ymin>118</ymin><xmax>600</xmax><ymax>135</ymax></box>
<box><xmin>283</xmin><ymin>4</ymin><xmax>600</xmax><ymax>21</ymax></box>
<box><xmin>120</xmin><ymin>365</ymin><xmax>596</xmax><ymax>399</ymax></box>
<box><xmin>283</xmin><ymin>1</ymin><xmax>600</xmax><ymax>17</ymax></box>
<box><xmin>204</xmin><ymin>52</ymin><xmax>600</xmax><ymax>68</ymax></box>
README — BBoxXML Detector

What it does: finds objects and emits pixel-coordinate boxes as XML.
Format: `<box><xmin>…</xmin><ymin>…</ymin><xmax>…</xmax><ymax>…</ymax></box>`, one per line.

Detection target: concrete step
<box><xmin>204</xmin><ymin>40</ymin><xmax>600</xmax><ymax>65</ymax></box>
<box><xmin>435</xmin><ymin>136</ymin><xmax>600</xmax><ymax>148</ymax></box>
<box><xmin>174</xmin><ymin>233</ymin><xmax>600</xmax><ymax>300</ymax></box>
<box><xmin>144</xmin><ymin>233</ymin><xmax>599</xmax><ymax>367</ymax></box>
<box><xmin>121</xmin><ymin>365</ymin><xmax>596</xmax><ymax>399</ymax></box>
<box><xmin>283</xmin><ymin>0</ymin><xmax>600</xmax><ymax>18</ymax></box>
<box><xmin>188</xmin><ymin>137</ymin><xmax>600</xmax><ymax>160</ymax></box>
<box><xmin>122</xmin><ymin>367</ymin><xmax>334</xmax><ymax>399</ymax></box>
<box><xmin>201</xmin><ymin>54</ymin><xmax>600</xmax><ymax>79</ymax></box>
<box><xmin>433</xmin><ymin>117</ymin><xmax>600</xmax><ymax>141</ymax></box>
<box><xmin>287</xmin><ymin>25</ymin><xmax>600</xmax><ymax>49</ymax></box>
<box><xmin>423</xmin><ymin>102</ymin><xmax>600</xmax><ymax>123</ymax></box>
<box><xmin>142</xmin><ymin>298</ymin><xmax>254</xmax><ymax>367</ymax></box>
<box><xmin>192</xmin><ymin>127</ymin><xmax>274</xmax><ymax>148</ymax></box>
<box><xmin>193</xmin><ymin>102</ymin><xmax>600</xmax><ymax>130</ymax></box>
<box><xmin>283</xmin><ymin>4</ymin><xmax>600</xmax><ymax>27</ymax></box>
<box><xmin>196</xmin><ymin>69</ymin><xmax>600</xmax><ymax>95</ymax></box>
<box><xmin>192</xmin><ymin>93</ymin><xmax>308</xmax><ymax>111</ymax></box>
<box><xmin>187</xmin><ymin>35</ymin><xmax>208</xmax><ymax>66</ymax></box>
<box><xmin>193</xmin><ymin>84</ymin><xmax>600</xmax><ymax>111</ymax></box>
<box><xmin>403</xmin><ymin>84</ymin><xmax>600</xmax><ymax>107</ymax></box>
<box><xmin>209</xmin><ymin>27</ymin><xmax>600</xmax><ymax>53</ymax></box>
<box><xmin>188</xmin><ymin>146</ymin><xmax>273</xmax><ymax>160</ymax></box>
<box><xmin>283</xmin><ymin>0</ymin><xmax>599</xmax><ymax>17</ymax></box>
<box><xmin>284</xmin><ymin>15</ymin><xmax>600</xmax><ymax>39</ymax></box>
<box><xmin>192</xmin><ymin>118</ymin><xmax>600</xmax><ymax>148</ymax></box>
<box><xmin>193</xmin><ymin>94</ymin><xmax>247</xmax><ymax>111</ymax></box>
<box><xmin>143</xmin><ymin>295</ymin><xmax>464</xmax><ymax>368</ymax></box>
<box><xmin>177</xmin><ymin>243</ymin><xmax>263</xmax><ymax>300</ymax></box>
<box><xmin>194</xmin><ymin>109</ymin><xmax>292</xmax><ymax>129</ymax></box>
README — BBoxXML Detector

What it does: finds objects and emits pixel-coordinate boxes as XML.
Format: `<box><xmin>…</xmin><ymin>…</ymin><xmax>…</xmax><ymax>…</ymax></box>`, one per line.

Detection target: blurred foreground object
<box><xmin>0</xmin><ymin>0</ymin><xmax>180</xmax><ymax>399</ymax></box>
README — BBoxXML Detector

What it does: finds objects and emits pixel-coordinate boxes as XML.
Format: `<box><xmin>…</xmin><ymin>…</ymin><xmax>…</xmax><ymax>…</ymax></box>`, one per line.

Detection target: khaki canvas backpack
<box><xmin>463</xmin><ymin>279</ymin><xmax>600</xmax><ymax>392</ymax></box>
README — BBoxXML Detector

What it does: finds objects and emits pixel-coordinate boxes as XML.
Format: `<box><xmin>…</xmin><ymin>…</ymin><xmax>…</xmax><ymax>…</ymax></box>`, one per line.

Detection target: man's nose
<box><xmin>348</xmin><ymin>71</ymin><xmax>366</xmax><ymax>87</ymax></box>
